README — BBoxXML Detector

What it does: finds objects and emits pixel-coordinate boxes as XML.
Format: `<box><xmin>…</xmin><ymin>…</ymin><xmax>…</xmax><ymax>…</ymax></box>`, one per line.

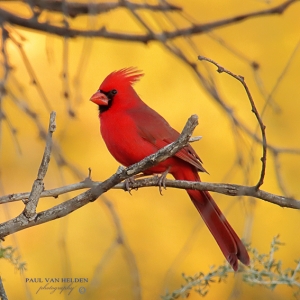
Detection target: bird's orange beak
<box><xmin>90</xmin><ymin>91</ymin><xmax>109</xmax><ymax>106</ymax></box>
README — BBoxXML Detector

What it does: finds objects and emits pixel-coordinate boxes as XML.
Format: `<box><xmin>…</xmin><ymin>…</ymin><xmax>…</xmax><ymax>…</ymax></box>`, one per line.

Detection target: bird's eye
<box><xmin>111</xmin><ymin>89</ymin><xmax>118</xmax><ymax>95</ymax></box>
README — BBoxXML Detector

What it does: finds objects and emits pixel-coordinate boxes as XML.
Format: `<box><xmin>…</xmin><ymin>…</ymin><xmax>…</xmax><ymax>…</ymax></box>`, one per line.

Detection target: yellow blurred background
<box><xmin>0</xmin><ymin>0</ymin><xmax>300</xmax><ymax>299</ymax></box>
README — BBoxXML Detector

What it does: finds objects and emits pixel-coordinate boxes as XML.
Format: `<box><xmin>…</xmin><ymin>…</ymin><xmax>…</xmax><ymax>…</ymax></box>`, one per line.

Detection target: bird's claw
<box><xmin>124</xmin><ymin>176</ymin><xmax>136</xmax><ymax>195</ymax></box>
<box><xmin>157</xmin><ymin>168</ymin><xmax>170</xmax><ymax>195</ymax></box>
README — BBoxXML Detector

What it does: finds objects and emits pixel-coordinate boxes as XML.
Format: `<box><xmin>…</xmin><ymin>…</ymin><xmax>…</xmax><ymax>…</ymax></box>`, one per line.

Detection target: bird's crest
<box><xmin>100</xmin><ymin>67</ymin><xmax>144</xmax><ymax>90</ymax></box>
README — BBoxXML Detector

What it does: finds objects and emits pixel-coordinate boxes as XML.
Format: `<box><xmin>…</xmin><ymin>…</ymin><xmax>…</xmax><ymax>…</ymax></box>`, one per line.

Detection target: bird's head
<box><xmin>90</xmin><ymin>67</ymin><xmax>143</xmax><ymax>113</ymax></box>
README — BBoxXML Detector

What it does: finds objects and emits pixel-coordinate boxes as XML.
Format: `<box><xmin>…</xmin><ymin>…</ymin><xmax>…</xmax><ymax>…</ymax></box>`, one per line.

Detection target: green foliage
<box><xmin>162</xmin><ymin>236</ymin><xmax>300</xmax><ymax>299</ymax></box>
<box><xmin>244</xmin><ymin>235</ymin><xmax>300</xmax><ymax>297</ymax></box>
<box><xmin>0</xmin><ymin>243</ymin><xmax>27</xmax><ymax>273</ymax></box>
<box><xmin>162</xmin><ymin>264</ymin><xmax>232</xmax><ymax>299</ymax></box>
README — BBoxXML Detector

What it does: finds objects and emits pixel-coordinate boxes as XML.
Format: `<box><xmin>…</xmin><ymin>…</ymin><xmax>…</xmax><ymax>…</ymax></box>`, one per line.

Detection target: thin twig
<box><xmin>7</xmin><ymin>27</ymin><xmax>52</xmax><ymax>111</ymax></box>
<box><xmin>62</xmin><ymin>37</ymin><xmax>75</xmax><ymax>117</ymax></box>
<box><xmin>198</xmin><ymin>55</ymin><xmax>267</xmax><ymax>189</ymax></box>
<box><xmin>102</xmin><ymin>197</ymin><xmax>141</xmax><ymax>300</ymax></box>
<box><xmin>0</xmin><ymin>26</ymin><xmax>22</xmax><ymax>154</ymax></box>
<box><xmin>29</xmin><ymin>0</ymin><xmax>181</xmax><ymax>17</ymax></box>
<box><xmin>7</xmin><ymin>87</ymin><xmax>84</xmax><ymax>179</ymax></box>
<box><xmin>0</xmin><ymin>277</ymin><xmax>8</xmax><ymax>300</ymax></box>
<box><xmin>22</xmin><ymin>111</ymin><xmax>56</xmax><ymax>220</ymax></box>
<box><xmin>0</xmin><ymin>0</ymin><xmax>295</xmax><ymax>40</ymax></box>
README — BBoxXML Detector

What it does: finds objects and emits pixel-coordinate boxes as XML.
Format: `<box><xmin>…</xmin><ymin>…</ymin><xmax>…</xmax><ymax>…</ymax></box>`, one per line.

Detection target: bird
<box><xmin>90</xmin><ymin>67</ymin><xmax>250</xmax><ymax>271</ymax></box>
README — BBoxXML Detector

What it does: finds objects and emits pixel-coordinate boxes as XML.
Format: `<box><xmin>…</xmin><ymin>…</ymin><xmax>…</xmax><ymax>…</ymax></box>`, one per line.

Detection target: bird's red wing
<box><xmin>132</xmin><ymin>106</ymin><xmax>207</xmax><ymax>173</ymax></box>
<box><xmin>175</xmin><ymin>144</ymin><xmax>207</xmax><ymax>173</ymax></box>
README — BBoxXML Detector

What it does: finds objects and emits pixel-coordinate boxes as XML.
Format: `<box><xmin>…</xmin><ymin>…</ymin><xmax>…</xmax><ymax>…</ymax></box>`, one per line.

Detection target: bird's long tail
<box><xmin>173</xmin><ymin>168</ymin><xmax>250</xmax><ymax>271</ymax></box>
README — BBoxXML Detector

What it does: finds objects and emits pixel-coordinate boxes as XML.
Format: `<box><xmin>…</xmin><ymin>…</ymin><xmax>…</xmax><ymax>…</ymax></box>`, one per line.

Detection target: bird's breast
<box><xmin>100</xmin><ymin>112</ymin><xmax>158</xmax><ymax>167</ymax></box>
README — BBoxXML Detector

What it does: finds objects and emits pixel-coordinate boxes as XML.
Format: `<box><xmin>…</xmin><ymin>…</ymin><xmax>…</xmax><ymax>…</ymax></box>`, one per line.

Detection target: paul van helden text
<box><xmin>25</xmin><ymin>278</ymin><xmax>88</xmax><ymax>283</ymax></box>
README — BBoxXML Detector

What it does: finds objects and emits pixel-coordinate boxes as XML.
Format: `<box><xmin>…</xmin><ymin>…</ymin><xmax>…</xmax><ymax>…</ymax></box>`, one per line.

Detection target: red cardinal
<box><xmin>90</xmin><ymin>67</ymin><xmax>249</xmax><ymax>270</ymax></box>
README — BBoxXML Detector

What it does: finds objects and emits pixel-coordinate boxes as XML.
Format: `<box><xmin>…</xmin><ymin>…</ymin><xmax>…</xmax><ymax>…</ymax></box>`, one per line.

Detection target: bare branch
<box><xmin>126</xmin><ymin>178</ymin><xmax>300</xmax><ymax>210</ymax></box>
<box><xmin>7</xmin><ymin>27</ymin><xmax>53</xmax><ymax>111</ymax></box>
<box><xmin>198</xmin><ymin>56</ymin><xmax>267</xmax><ymax>189</ymax></box>
<box><xmin>28</xmin><ymin>0</ymin><xmax>181</xmax><ymax>18</ymax></box>
<box><xmin>0</xmin><ymin>181</ymin><xmax>89</xmax><ymax>204</ymax></box>
<box><xmin>0</xmin><ymin>114</ymin><xmax>199</xmax><ymax>239</ymax></box>
<box><xmin>1</xmin><ymin>176</ymin><xmax>298</xmax><ymax>210</ymax></box>
<box><xmin>88</xmin><ymin>196</ymin><xmax>141</xmax><ymax>299</ymax></box>
<box><xmin>0</xmin><ymin>108</ymin><xmax>298</xmax><ymax>244</ymax></box>
<box><xmin>22</xmin><ymin>111</ymin><xmax>56</xmax><ymax>220</ymax></box>
<box><xmin>0</xmin><ymin>0</ymin><xmax>296</xmax><ymax>40</ymax></box>
<box><xmin>7</xmin><ymin>86</ymin><xmax>84</xmax><ymax>179</ymax></box>
<box><xmin>101</xmin><ymin>197</ymin><xmax>141</xmax><ymax>300</ymax></box>
<box><xmin>0</xmin><ymin>277</ymin><xmax>8</xmax><ymax>300</ymax></box>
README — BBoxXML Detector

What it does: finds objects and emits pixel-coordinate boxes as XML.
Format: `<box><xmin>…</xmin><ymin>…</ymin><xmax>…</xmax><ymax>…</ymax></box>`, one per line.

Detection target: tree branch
<box><xmin>1</xmin><ymin>177</ymin><xmax>298</xmax><ymax>209</ymax></box>
<box><xmin>0</xmin><ymin>277</ymin><xmax>8</xmax><ymax>300</ymax></box>
<box><xmin>0</xmin><ymin>0</ymin><xmax>296</xmax><ymax>40</ymax></box>
<box><xmin>198</xmin><ymin>56</ymin><xmax>267</xmax><ymax>189</ymax></box>
<box><xmin>22</xmin><ymin>111</ymin><xmax>56</xmax><ymax>220</ymax></box>
<box><xmin>0</xmin><ymin>107</ymin><xmax>298</xmax><ymax>243</ymax></box>
<box><xmin>126</xmin><ymin>178</ymin><xmax>300</xmax><ymax>210</ymax></box>
<box><xmin>0</xmin><ymin>114</ymin><xmax>199</xmax><ymax>240</ymax></box>
<box><xmin>27</xmin><ymin>0</ymin><xmax>181</xmax><ymax>18</ymax></box>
